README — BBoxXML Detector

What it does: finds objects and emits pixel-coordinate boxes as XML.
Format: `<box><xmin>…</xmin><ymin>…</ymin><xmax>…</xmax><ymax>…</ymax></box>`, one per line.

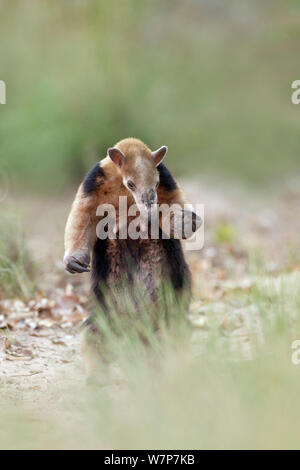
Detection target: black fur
<box><xmin>157</xmin><ymin>163</ymin><xmax>177</xmax><ymax>191</ymax></box>
<box><xmin>91</xmin><ymin>238</ymin><xmax>110</xmax><ymax>308</ymax></box>
<box><xmin>161</xmin><ymin>237</ymin><xmax>191</xmax><ymax>291</ymax></box>
<box><xmin>83</xmin><ymin>163</ymin><xmax>105</xmax><ymax>194</ymax></box>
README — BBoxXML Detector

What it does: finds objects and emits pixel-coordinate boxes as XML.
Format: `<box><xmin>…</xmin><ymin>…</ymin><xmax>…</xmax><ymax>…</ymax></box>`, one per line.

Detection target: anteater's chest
<box><xmin>104</xmin><ymin>238</ymin><xmax>168</xmax><ymax>292</ymax></box>
<box><xmin>91</xmin><ymin>236</ymin><xmax>190</xmax><ymax>304</ymax></box>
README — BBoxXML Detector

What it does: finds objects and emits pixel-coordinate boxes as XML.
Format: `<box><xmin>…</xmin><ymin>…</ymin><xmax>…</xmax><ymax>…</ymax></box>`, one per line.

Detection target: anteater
<box><xmin>64</xmin><ymin>138</ymin><xmax>200</xmax><ymax>377</ymax></box>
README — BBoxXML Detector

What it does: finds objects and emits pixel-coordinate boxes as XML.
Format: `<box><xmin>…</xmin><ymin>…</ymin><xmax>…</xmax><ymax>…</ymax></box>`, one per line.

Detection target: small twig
<box><xmin>9</xmin><ymin>371</ymin><xmax>42</xmax><ymax>378</ymax></box>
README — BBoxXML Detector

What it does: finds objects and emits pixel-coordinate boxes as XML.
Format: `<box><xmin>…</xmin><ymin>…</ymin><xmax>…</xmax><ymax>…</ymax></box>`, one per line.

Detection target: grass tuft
<box><xmin>0</xmin><ymin>212</ymin><xmax>35</xmax><ymax>299</ymax></box>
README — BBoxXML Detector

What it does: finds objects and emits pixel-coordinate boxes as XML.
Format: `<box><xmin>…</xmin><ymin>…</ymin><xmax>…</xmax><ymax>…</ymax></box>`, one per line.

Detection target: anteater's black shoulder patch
<box><xmin>83</xmin><ymin>162</ymin><xmax>105</xmax><ymax>194</ymax></box>
<box><xmin>157</xmin><ymin>163</ymin><xmax>177</xmax><ymax>191</ymax></box>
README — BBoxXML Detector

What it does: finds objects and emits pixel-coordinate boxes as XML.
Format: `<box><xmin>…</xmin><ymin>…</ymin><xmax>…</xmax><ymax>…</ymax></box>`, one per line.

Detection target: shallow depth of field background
<box><xmin>0</xmin><ymin>0</ymin><xmax>300</xmax><ymax>450</ymax></box>
<box><xmin>1</xmin><ymin>0</ymin><xmax>300</xmax><ymax>189</ymax></box>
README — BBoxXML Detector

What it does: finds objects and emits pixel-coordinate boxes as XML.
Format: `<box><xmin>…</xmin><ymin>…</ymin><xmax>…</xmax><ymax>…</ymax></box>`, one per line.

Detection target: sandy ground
<box><xmin>1</xmin><ymin>176</ymin><xmax>300</xmax><ymax>404</ymax></box>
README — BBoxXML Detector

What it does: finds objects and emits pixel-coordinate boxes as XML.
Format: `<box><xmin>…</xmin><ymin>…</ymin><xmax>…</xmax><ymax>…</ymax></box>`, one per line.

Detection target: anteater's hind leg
<box><xmin>83</xmin><ymin>238</ymin><xmax>135</xmax><ymax>384</ymax></box>
<box><xmin>82</xmin><ymin>237</ymin><xmax>191</xmax><ymax>384</ymax></box>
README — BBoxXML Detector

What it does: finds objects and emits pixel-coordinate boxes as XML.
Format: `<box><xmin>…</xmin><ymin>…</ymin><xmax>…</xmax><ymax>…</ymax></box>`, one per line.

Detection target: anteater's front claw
<box><xmin>64</xmin><ymin>250</ymin><xmax>90</xmax><ymax>274</ymax></box>
<box><xmin>171</xmin><ymin>210</ymin><xmax>202</xmax><ymax>240</ymax></box>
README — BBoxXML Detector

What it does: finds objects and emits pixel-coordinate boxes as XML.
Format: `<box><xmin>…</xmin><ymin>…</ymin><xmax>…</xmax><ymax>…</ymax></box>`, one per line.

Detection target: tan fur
<box><xmin>158</xmin><ymin>186</ymin><xmax>186</xmax><ymax>206</ymax></box>
<box><xmin>64</xmin><ymin>184</ymin><xmax>99</xmax><ymax>256</ymax></box>
<box><xmin>115</xmin><ymin>137</ymin><xmax>152</xmax><ymax>160</ymax></box>
<box><xmin>115</xmin><ymin>138</ymin><xmax>159</xmax><ymax>190</ymax></box>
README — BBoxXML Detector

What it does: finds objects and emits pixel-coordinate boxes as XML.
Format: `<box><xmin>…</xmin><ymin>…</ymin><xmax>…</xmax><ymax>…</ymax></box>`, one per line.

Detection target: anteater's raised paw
<box><xmin>170</xmin><ymin>210</ymin><xmax>202</xmax><ymax>239</ymax></box>
<box><xmin>64</xmin><ymin>250</ymin><xmax>90</xmax><ymax>274</ymax></box>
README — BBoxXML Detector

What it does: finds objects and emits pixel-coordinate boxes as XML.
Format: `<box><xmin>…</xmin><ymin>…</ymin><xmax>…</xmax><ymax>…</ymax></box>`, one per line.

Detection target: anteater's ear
<box><xmin>108</xmin><ymin>147</ymin><xmax>126</xmax><ymax>168</ymax></box>
<box><xmin>152</xmin><ymin>146</ymin><xmax>168</xmax><ymax>166</ymax></box>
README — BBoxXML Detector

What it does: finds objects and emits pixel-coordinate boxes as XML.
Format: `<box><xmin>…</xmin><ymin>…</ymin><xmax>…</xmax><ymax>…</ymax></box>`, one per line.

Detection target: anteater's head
<box><xmin>108</xmin><ymin>138</ymin><xmax>167</xmax><ymax>219</ymax></box>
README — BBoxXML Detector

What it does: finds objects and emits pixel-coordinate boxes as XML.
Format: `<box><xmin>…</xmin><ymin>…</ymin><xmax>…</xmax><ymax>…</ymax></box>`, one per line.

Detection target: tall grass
<box><xmin>0</xmin><ymin>212</ymin><xmax>35</xmax><ymax>299</ymax></box>
<box><xmin>1</xmin><ymin>271</ymin><xmax>300</xmax><ymax>449</ymax></box>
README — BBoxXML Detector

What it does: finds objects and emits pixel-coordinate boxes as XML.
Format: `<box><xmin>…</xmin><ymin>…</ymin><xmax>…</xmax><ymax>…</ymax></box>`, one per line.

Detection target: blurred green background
<box><xmin>0</xmin><ymin>0</ymin><xmax>299</xmax><ymax>191</ymax></box>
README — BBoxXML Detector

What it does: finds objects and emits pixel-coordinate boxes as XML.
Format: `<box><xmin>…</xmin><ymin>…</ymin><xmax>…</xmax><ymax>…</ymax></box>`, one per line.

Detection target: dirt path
<box><xmin>0</xmin><ymin>288</ymin><xmax>87</xmax><ymax>405</ymax></box>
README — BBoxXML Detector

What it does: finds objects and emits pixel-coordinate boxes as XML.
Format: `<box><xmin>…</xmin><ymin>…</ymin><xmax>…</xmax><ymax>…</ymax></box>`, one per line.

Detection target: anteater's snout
<box><xmin>141</xmin><ymin>189</ymin><xmax>156</xmax><ymax>209</ymax></box>
<box><xmin>140</xmin><ymin>189</ymin><xmax>158</xmax><ymax>222</ymax></box>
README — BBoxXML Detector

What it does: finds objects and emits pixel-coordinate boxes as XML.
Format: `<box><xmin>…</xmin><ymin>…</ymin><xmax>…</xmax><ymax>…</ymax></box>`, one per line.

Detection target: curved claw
<box><xmin>68</xmin><ymin>260</ymin><xmax>90</xmax><ymax>273</ymax></box>
<box><xmin>64</xmin><ymin>252</ymin><xmax>91</xmax><ymax>274</ymax></box>
<box><xmin>191</xmin><ymin>213</ymin><xmax>202</xmax><ymax>232</ymax></box>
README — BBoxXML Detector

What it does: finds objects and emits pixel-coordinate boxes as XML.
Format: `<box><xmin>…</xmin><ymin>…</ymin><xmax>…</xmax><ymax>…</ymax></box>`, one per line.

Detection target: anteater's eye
<box><xmin>127</xmin><ymin>180</ymin><xmax>136</xmax><ymax>191</ymax></box>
